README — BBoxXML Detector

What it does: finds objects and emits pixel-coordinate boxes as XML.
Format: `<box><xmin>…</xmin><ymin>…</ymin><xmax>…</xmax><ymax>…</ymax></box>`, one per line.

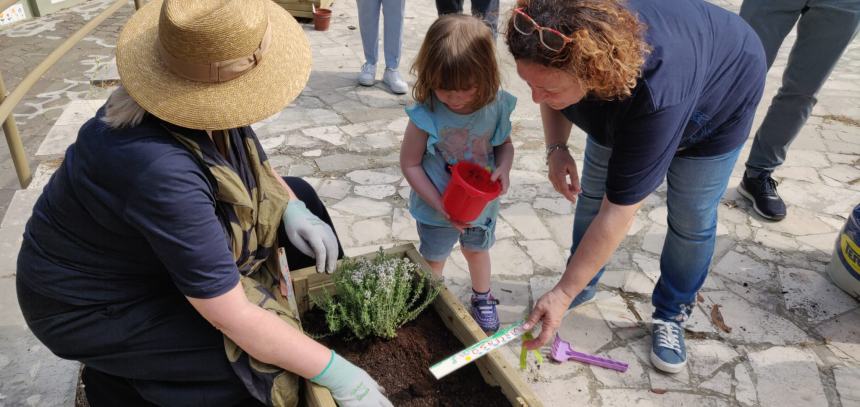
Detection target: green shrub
<box><xmin>311</xmin><ymin>249</ymin><xmax>441</xmax><ymax>340</ymax></box>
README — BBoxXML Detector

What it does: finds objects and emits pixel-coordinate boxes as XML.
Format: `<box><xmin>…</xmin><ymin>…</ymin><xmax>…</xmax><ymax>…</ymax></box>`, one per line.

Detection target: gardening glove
<box><xmin>311</xmin><ymin>351</ymin><xmax>393</xmax><ymax>407</ymax></box>
<box><xmin>283</xmin><ymin>200</ymin><xmax>338</xmax><ymax>273</ymax></box>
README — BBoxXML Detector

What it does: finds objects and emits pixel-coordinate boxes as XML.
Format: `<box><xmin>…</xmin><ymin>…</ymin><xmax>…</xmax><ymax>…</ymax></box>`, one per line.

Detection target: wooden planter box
<box><xmin>275</xmin><ymin>0</ymin><xmax>333</xmax><ymax>19</ymax></box>
<box><xmin>291</xmin><ymin>243</ymin><xmax>542</xmax><ymax>407</ymax></box>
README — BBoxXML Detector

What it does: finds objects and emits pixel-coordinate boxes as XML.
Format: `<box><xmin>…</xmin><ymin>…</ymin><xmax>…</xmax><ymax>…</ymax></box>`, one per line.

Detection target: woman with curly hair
<box><xmin>508</xmin><ymin>0</ymin><xmax>766</xmax><ymax>373</ymax></box>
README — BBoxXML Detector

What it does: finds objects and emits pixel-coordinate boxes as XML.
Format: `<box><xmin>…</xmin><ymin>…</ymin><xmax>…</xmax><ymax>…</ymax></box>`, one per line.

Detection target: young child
<box><xmin>400</xmin><ymin>14</ymin><xmax>516</xmax><ymax>333</ymax></box>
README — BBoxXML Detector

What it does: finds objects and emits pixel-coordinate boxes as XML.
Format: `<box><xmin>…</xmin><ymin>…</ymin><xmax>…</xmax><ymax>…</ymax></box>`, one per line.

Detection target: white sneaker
<box><xmin>382</xmin><ymin>68</ymin><xmax>408</xmax><ymax>94</ymax></box>
<box><xmin>357</xmin><ymin>63</ymin><xmax>376</xmax><ymax>86</ymax></box>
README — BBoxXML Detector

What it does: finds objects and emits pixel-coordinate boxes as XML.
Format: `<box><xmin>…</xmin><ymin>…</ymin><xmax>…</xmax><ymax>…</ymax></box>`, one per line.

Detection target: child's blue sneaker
<box><xmin>470</xmin><ymin>293</ymin><xmax>500</xmax><ymax>333</ymax></box>
<box><xmin>650</xmin><ymin>319</ymin><xmax>687</xmax><ymax>374</ymax></box>
<box><xmin>567</xmin><ymin>284</ymin><xmax>597</xmax><ymax>310</ymax></box>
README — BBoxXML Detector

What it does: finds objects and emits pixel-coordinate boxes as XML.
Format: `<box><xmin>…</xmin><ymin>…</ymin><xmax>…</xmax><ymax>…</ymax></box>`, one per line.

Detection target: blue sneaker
<box><xmin>650</xmin><ymin>319</ymin><xmax>687</xmax><ymax>374</ymax></box>
<box><xmin>470</xmin><ymin>294</ymin><xmax>500</xmax><ymax>333</ymax></box>
<box><xmin>567</xmin><ymin>284</ymin><xmax>597</xmax><ymax>310</ymax></box>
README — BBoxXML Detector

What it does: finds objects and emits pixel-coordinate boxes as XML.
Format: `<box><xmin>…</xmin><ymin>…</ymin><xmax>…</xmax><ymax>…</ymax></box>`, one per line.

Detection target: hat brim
<box><xmin>116</xmin><ymin>0</ymin><xmax>311</xmax><ymax>130</ymax></box>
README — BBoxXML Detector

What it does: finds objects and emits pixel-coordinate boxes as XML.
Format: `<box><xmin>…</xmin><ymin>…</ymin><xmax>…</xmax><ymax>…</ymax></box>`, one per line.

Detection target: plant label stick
<box><xmin>430</xmin><ymin>320</ymin><xmax>527</xmax><ymax>379</ymax></box>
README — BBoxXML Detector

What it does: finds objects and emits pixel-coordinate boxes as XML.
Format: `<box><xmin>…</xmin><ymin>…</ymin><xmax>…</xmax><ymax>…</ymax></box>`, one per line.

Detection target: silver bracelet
<box><xmin>545</xmin><ymin>143</ymin><xmax>569</xmax><ymax>164</ymax></box>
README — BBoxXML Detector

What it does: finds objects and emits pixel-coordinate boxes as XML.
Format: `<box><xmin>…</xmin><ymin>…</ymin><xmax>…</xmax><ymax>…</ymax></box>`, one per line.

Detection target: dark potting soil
<box><xmin>460</xmin><ymin>166</ymin><xmax>497</xmax><ymax>193</ymax></box>
<box><xmin>304</xmin><ymin>308</ymin><xmax>511</xmax><ymax>407</ymax></box>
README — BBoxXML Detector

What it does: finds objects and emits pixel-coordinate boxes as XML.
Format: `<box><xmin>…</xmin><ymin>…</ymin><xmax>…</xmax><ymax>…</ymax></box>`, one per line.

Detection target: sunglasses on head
<box><xmin>513</xmin><ymin>8</ymin><xmax>575</xmax><ymax>53</ymax></box>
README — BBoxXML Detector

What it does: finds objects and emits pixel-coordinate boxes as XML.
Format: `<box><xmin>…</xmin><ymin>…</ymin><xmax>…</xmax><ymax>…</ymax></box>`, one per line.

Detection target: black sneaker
<box><xmin>738</xmin><ymin>171</ymin><xmax>786</xmax><ymax>221</ymax></box>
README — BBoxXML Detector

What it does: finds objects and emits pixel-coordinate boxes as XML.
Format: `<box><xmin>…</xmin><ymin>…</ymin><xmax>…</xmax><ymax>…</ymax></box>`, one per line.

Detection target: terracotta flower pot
<box><xmin>313</xmin><ymin>8</ymin><xmax>331</xmax><ymax>31</ymax></box>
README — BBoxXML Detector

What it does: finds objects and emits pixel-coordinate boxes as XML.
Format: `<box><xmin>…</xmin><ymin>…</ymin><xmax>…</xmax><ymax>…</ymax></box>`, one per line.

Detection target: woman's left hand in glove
<box><xmin>283</xmin><ymin>200</ymin><xmax>338</xmax><ymax>273</ymax></box>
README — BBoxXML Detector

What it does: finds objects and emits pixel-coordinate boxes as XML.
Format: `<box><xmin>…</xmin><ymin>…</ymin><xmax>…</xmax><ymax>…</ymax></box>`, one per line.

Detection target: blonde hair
<box><xmin>102</xmin><ymin>86</ymin><xmax>147</xmax><ymax>129</ymax></box>
<box><xmin>411</xmin><ymin>14</ymin><xmax>501</xmax><ymax>111</ymax></box>
<box><xmin>505</xmin><ymin>0</ymin><xmax>650</xmax><ymax>100</ymax></box>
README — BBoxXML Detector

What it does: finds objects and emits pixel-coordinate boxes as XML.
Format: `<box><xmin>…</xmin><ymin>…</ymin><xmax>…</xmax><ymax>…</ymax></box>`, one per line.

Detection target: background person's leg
<box><xmin>435</xmin><ymin>0</ymin><xmax>463</xmax><ymax>15</ymax></box>
<box><xmin>280</xmin><ymin>177</ymin><xmax>345</xmax><ymax>271</ymax></box>
<box><xmin>470</xmin><ymin>0</ymin><xmax>500</xmax><ymax>36</ymax></box>
<box><xmin>356</xmin><ymin>0</ymin><xmax>382</xmax><ymax>65</ymax></box>
<box><xmin>382</xmin><ymin>0</ymin><xmax>405</xmax><ymax>70</ymax></box>
<box><xmin>740</xmin><ymin>0</ymin><xmax>805</xmax><ymax>69</ymax></box>
<box><xmin>744</xmin><ymin>0</ymin><xmax>860</xmax><ymax>174</ymax></box>
<box><xmin>381</xmin><ymin>0</ymin><xmax>408</xmax><ymax>94</ymax></box>
<box><xmin>356</xmin><ymin>0</ymin><xmax>382</xmax><ymax>85</ymax></box>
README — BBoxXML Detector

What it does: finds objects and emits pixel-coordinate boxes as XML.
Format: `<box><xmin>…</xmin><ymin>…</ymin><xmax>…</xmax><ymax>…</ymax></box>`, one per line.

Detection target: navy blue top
<box><xmin>18</xmin><ymin>107</ymin><xmax>241</xmax><ymax>305</ymax></box>
<box><xmin>561</xmin><ymin>0</ymin><xmax>766</xmax><ymax>205</ymax></box>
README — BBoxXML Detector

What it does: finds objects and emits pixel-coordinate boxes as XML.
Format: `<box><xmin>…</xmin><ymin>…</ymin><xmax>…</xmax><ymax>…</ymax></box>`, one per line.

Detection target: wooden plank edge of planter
<box><xmin>301</xmin><ymin>381</ymin><xmax>337</xmax><ymax>407</ymax></box>
<box><xmin>293</xmin><ymin>243</ymin><xmax>541</xmax><ymax>407</ymax></box>
<box><xmin>409</xmin><ymin>255</ymin><xmax>542</xmax><ymax>407</ymax></box>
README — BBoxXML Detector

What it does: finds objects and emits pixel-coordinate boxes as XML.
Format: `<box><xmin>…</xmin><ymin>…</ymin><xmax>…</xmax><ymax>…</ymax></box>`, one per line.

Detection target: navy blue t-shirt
<box><xmin>561</xmin><ymin>0</ymin><xmax>766</xmax><ymax>205</ymax></box>
<box><xmin>18</xmin><ymin>107</ymin><xmax>241</xmax><ymax>305</ymax></box>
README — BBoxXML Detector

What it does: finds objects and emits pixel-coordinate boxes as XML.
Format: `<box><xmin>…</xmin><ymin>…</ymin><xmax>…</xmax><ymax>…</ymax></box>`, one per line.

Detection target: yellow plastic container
<box><xmin>826</xmin><ymin>204</ymin><xmax>860</xmax><ymax>299</ymax></box>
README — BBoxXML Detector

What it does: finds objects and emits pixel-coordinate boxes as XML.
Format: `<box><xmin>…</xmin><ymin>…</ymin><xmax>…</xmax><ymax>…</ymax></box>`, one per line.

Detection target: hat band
<box><xmin>158</xmin><ymin>19</ymin><xmax>272</xmax><ymax>83</ymax></box>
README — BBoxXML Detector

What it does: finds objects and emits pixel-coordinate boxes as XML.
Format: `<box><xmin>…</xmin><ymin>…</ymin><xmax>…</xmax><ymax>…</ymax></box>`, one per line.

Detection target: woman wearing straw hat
<box><xmin>14</xmin><ymin>1</ymin><xmax>392</xmax><ymax>406</ymax></box>
<box><xmin>506</xmin><ymin>0</ymin><xmax>765</xmax><ymax>374</ymax></box>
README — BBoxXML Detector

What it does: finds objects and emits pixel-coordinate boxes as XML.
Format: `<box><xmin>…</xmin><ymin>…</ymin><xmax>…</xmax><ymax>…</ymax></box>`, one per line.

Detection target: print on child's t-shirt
<box><xmin>437</xmin><ymin>127</ymin><xmax>493</xmax><ymax>168</ymax></box>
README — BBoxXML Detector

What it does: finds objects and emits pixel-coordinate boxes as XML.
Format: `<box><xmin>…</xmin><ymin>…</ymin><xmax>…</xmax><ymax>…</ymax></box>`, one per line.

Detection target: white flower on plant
<box><xmin>368</xmin><ymin>257</ymin><xmax>410</xmax><ymax>293</ymax></box>
<box><xmin>351</xmin><ymin>267</ymin><xmax>366</xmax><ymax>284</ymax></box>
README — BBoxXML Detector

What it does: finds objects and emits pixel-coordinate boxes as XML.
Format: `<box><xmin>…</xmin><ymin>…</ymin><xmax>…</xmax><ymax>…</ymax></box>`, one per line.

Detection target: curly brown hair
<box><xmin>505</xmin><ymin>0</ymin><xmax>650</xmax><ymax>100</ymax></box>
<box><xmin>412</xmin><ymin>14</ymin><xmax>500</xmax><ymax>111</ymax></box>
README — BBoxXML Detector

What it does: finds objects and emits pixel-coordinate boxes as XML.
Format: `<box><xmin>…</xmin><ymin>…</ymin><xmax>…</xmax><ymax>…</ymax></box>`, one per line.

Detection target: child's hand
<box><xmin>432</xmin><ymin>199</ymin><xmax>468</xmax><ymax>233</ymax></box>
<box><xmin>447</xmin><ymin>217</ymin><xmax>470</xmax><ymax>233</ymax></box>
<box><xmin>490</xmin><ymin>167</ymin><xmax>511</xmax><ymax>195</ymax></box>
<box><xmin>440</xmin><ymin>211</ymin><xmax>468</xmax><ymax>233</ymax></box>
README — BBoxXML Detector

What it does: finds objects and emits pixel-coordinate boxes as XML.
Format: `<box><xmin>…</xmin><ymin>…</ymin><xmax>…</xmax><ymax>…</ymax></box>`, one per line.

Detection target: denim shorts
<box><xmin>416</xmin><ymin>221</ymin><xmax>496</xmax><ymax>262</ymax></box>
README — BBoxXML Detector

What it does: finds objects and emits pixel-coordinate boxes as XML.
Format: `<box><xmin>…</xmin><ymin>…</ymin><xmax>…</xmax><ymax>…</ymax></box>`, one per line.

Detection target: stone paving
<box><xmin>1</xmin><ymin>0</ymin><xmax>859</xmax><ymax>405</ymax></box>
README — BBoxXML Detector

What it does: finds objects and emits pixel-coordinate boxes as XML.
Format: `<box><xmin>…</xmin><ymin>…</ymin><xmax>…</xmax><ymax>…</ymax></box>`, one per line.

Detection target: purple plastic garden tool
<box><xmin>550</xmin><ymin>334</ymin><xmax>629</xmax><ymax>372</ymax></box>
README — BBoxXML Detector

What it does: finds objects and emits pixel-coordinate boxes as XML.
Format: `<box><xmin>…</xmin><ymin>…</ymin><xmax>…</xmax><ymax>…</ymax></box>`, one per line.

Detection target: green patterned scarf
<box><xmin>167</xmin><ymin>124</ymin><xmax>301</xmax><ymax>406</ymax></box>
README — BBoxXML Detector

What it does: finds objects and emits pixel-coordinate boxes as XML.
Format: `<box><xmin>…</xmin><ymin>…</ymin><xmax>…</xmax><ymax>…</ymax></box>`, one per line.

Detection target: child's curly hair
<box><xmin>505</xmin><ymin>0</ymin><xmax>650</xmax><ymax>100</ymax></box>
<box><xmin>412</xmin><ymin>14</ymin><xmax>500</xmax><ymax>111</ymax></box>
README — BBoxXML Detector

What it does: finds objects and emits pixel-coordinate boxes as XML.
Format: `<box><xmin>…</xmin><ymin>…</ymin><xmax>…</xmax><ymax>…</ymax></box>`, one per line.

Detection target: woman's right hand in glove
<box><xmin>310</xmin><ymin>351</ymin><xmax>393</xmax><ymax>407</ymax></box>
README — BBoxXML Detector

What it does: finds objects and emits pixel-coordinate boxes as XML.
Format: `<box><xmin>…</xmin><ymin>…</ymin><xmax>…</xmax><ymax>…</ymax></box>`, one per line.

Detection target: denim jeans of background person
<box><xmin>435</xmin><ymin>0</ymin><xmax>500</xmax><ymax>36</ymax></box>
<box><xmin>356</xmin><ymin>0</ymin><xmax>408</xmax><ymax>94</ymax></box>
<box><xmin>737</xmin><ymin>0</ymin><xmax>860</xmax><ymax>221</ymax></box>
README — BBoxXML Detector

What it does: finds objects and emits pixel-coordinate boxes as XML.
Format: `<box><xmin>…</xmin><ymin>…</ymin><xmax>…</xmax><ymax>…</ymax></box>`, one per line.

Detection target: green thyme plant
<box><xmin>311</xmin><ymin>249</ymin><xmax>441</xmax><ymax>340</ymax></box>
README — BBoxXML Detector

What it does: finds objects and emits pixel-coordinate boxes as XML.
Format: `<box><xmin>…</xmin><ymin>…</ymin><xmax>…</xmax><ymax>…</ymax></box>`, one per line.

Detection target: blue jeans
<box><xmin>356</xmin><ymin>0</ymin><xmax>405</xmax><ymax>69</ymax></box>
<box><xmin>571</xmin><ymin>138</ymin><xmax>742</xmax><ymax>323</ymax></box>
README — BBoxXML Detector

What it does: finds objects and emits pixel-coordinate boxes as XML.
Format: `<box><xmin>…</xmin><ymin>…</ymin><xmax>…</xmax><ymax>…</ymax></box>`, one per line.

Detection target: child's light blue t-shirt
<box><xmin>405</xmin><ymin>90</ymin><xmax>517</xmax><ymax>229</ymax></box>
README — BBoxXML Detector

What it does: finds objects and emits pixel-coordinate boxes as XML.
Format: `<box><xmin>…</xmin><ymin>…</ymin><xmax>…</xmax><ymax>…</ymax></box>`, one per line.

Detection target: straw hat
<box><xmin>116</xmin><ymin>0</ymin><xmax>311</xmax><ymax>130</ymax></box>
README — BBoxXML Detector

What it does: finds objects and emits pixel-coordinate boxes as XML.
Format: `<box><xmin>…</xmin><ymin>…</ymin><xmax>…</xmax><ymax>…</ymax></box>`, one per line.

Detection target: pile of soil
<box><xmin>460</xmin><ymin>165</ymin><xmax>497</xmax><ymax>193</ymax></box>
<box><xmin>304</xmin><ymin>308</ymin><xmax>511</xmax><ymax>407</ymax></box>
